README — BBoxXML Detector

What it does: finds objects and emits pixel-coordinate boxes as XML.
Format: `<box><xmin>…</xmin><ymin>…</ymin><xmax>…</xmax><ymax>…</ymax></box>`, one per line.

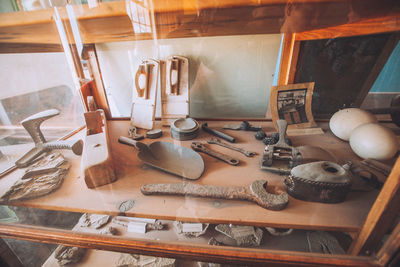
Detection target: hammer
<box><xmin>141</xmin><ymin>180</ymin><xmax>289</xmax><ymax>211</ymax></box>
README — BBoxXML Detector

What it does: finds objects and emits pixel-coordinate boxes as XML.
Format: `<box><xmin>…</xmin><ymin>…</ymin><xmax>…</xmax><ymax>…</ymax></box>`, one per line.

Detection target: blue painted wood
<box><xmin>370</xmin><ymin>41</ymin><xmax>400</xmax><ymax>93</ymax></box>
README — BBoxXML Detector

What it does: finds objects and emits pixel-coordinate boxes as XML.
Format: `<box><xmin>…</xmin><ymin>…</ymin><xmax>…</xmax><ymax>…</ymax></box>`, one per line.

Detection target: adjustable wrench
<box><xmin>191</xmin><ymin>142</ymin><xmax>239</xmax><ymax>166</ymax></box>
<box><xmin>207</xmin><ymin>138</ymin><xmax>256</xmax><ymax>157</ymax></box>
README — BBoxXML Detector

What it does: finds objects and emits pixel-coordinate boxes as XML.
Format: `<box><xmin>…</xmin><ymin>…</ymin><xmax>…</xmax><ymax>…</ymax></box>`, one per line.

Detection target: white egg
<box><xmin>329</xmin><ymin>108</ymin><xmax>377</xmax><ymax>141</ymax></box>
<box><xmin>349</xmin><ymin>123</ymin><xmax>399</xmax><ymax>160</ymax></box>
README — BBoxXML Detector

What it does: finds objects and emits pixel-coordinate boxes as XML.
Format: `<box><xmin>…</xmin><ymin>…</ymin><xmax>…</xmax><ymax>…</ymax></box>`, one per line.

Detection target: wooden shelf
<box><xmin>0</xmin><ymin>0</ymin><xmax>399</xmax><ymax>49</ymax></box>
<box><xmin>41</xmin><ymin>215</ymin><xmax>318</xmax><ymax>267</ymax></box>
<box><xmin>0</xmin><ymin>120</ymin><xmax>387</xmax><ymax>233</ymax></box>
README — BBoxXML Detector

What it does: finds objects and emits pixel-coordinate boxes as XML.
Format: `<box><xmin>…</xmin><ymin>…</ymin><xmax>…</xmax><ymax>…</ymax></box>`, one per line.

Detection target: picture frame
<box><xmin>269</xmin><ymin>82</ymin><xmax>316</xmax><ymax>130</ymax></box>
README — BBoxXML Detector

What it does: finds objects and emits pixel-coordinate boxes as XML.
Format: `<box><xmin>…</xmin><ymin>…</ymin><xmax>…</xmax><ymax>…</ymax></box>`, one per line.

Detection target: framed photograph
<box><xmin>270</xmin><ymin>82</ymin><xmax>316</xmax><ymax>130</ymax></box>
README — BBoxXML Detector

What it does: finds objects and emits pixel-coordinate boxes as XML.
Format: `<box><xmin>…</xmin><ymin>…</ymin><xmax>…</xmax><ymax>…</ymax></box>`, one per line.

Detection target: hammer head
<box><xmin>21</xmin><ymin>109</ymin><xmax>60</xmax><ymax>144</ymax></box>
<box><xmin>250</xmin><ymin>180</ymin><xmax>289</xmax><ymax>211</ymax></box>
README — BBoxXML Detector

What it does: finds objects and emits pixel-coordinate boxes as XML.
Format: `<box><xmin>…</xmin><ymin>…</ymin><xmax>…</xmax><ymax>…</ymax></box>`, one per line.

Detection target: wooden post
<box><xmin>348</xmin><ymin>156</ymin><xmax>400</xmax><ymax>255</ymax></box>
<box><xmin>82</xmin><ymin>44</ymin><xmax>112</xmax><ymax>119</ymax></box>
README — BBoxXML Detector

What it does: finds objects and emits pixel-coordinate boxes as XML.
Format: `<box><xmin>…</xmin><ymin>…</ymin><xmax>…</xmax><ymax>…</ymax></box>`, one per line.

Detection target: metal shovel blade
<box><xmin>118</xmin><ymin>136</ymin><xmax>204</xmax><ymax>180</ymax></box>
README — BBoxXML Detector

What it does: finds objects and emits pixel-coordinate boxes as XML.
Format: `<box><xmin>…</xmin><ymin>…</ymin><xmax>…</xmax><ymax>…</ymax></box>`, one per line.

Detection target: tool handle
<box><xmin>202</xmin><ymin>123</ymin><xmax>236</xmax><ymax>143</ymax></box>
<box><xmin>191</xmin><ymin>142</ymin><xmax>239</xmax><ymax>165</ymax></box>
<box><xmin>276</xmin><ymin>119</ymin><xmax>289</xmax><ymax>146</ymax></box>
<box><xmin>118</xmin><ymin>136</ymin><xmax>148</xmax><ymax>151</ymax></box>
<box><xmin>141</xmin><ymin>183</ymin><xmax>250</xmax><ymax>201</ymax></box>
<box><xmin>361</xmin><ymin>158</ymin><xmax>392</xmax><ymax>176</ymax></box>
<box><xmin>45</xmin><ymin>139</ymin><xmax>83</xmax><ymax>155</ymax></box>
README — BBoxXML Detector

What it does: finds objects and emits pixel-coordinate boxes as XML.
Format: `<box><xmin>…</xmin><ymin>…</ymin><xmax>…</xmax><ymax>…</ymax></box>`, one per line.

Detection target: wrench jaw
<box><xmin>191</xmin><ymin>142</ymin><xmax>240</xmax><ymax>166</ymax></box>
<box><xmin>250</xmin><ymin>180</ymin><xmax>289</xmax><ymax>211</ymax></box>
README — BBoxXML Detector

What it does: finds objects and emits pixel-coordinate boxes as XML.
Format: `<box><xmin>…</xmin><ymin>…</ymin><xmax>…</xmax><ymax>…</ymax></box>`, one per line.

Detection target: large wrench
<box><xmin>141</xmin><ymin>180</ymin><xmax>289</xmax><ymax>211</ymax></box>
<box><xmin>207</xmin><ymin>138</ymin><xmax>256</xmax><ymax>157</ymax></box>
<box><xmin>191</xmin><ymin>142</ymin><xmax>239</xmax><ymax>166</ymax></box>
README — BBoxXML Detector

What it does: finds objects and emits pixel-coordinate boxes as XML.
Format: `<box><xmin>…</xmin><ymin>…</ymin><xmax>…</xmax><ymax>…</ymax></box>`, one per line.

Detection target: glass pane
<box><xmin>0</xmin><ymin>1</ymin><xmax>399</xmax><ymax>266</ymax></box>
<box><xmin>97</xmin><ymin>34</ymin><xmax>281</xmax><ymax>118</ymax></box>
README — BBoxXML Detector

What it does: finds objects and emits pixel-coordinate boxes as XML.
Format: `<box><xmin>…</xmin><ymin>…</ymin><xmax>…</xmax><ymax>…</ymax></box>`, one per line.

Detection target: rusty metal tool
<box><xmin>0</xmin><ymin>109</ymin><xmax>83</xmax><ymax>178</ymax></box>
<box><xmin>141</xmin><ymin>180</ymin><xmax>289</xmax><ymax>211</ymax></box>
<box><xmin>202</xmin><ymin>123</ymin><xmax>236</xmax><ymax>143</ymax></box>
<box><xmin>261</xmin><ymin>119</ymin><xmax>302</xmax><ymax>175</ymax></box>
<box><xmin>119</xmin><ymin>136</ymin><xmax>204</xmax><ymax>180</ymax></box>
<box><xmin>207</xmin><ymin>138</ymin><xmax>256</xmax><ymax>157</ymax></box>
<box><xmin>361</xmin><ymin>158</ymin><xmax>392</xmax><ymax>176</ymax></box>
<box><xmin>15</xmin><ymin>109</ymin><xmax>83</xmax><ymax>168</ymax></box>
<box><xmin>191</xmin><ymin>142</ymin><xmax>239</xmax><ymax>166</ymax></box>
<box><xmin>223</xmin><ymin>121</ymin><xmax>262</xmax><ymax>131</ymax></box>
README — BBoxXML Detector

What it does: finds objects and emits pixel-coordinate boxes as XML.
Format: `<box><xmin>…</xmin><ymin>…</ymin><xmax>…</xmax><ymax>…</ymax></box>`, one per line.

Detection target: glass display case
<box><xmin>0</xmin><ymin>1</ymin><xmax>399</xmax><ymax>266</ymax></box>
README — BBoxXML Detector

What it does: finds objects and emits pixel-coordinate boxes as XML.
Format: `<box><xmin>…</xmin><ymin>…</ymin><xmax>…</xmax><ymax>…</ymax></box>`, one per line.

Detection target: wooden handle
<box><xmin>118</xmin><ymin>136</ymin><xmax>139</xmax><ymax>149</ymax></box>
<box><xmin>167</xmin><ymin>58</ymin><xmax>180</xmax><ymax>95</ymax></box>
<box><xmin>134</xmin><ymin>64</ymin><xmax>151</xmax><ymax>99</ymax></box>
<box><xmin>118</xmin><ymin>136</ymin><xmax>149</xmax><ymax>152</ymax></box>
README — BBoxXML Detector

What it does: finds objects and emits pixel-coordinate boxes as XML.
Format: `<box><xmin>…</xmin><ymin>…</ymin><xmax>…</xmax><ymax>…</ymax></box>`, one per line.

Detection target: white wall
<box><xmin>96</xmin><ymin>34</ymin><xmax>282</xmax><ymax>118</ymax></box>
<box><xmin>0</xmin><ymin>53</ymin><xmax>75</xmax><ymax>99</ymax></box>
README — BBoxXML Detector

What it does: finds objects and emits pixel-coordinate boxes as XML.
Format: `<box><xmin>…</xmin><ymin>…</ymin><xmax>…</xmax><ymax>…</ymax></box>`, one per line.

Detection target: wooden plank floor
<box><xmin>0</xmin><ymin>120</ymin><xmax>391</xmax><ymax>232</ymax></box>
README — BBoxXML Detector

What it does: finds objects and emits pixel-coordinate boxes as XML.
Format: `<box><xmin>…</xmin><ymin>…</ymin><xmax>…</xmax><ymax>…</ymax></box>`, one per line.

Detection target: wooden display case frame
<box><xmin>0</xmin><ymin>1</ymin><xmax>400</xmax><ymax>266</ymax></box>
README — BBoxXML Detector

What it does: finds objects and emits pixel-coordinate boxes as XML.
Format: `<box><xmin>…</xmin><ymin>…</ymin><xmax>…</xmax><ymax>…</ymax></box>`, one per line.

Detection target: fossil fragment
<box><xmin>112</xmin><ymin>216</ymin><xmax>167</xmax><ymax>233</ymax></box>
<box><xmin>0</xmin><ymin>153</ymin><xmax>70</xmax><ymax>202</ymax></box>
<box><xmin>215</xmin><ymin>224</ymin><xmax>263</xmax><ymax>247</ymax></box>
<box><xmin>116</xmin><ymin>253</ymin><xmax>175</xmax><ymax>267</ymax></box>
<box><xmin>54</xmin><ymin>245</ymin><xmax>86</xmax><ymax>266</ymax></box>
<box><xmin>22</xmin><ymin>152</ymin><xmax>66</xmax><ymax>179</ymax></box>
<box><xmin>197</xmin><ymin>262</ymin><xmax>222</xmax><ymax>267</ymax></box>
<box><xmin>100</xmin><ymin>226</ymin><xmax>119</xmax><ymax>235</ymax></box>
<box><xmin>208</xmin><ymin>237</ymin><xmax>224</xmax><ymax>246</ymax></box>
<box><xmin>78</xmin><ymin>213</ymin><xmax>110</xmax><ymax>229</ymax></box>
<box><xmin>117</xmin><ymin>199</ymin><xmax>135</xmax><ymax>212</ymax></box>
<box><xmin>265</xmin><ymin>227</ymin><xmax>293</xmax><ymax>236</ymax></box>
<box><xmin>128</xmin><ymin>125</ymin><xmax>144</xmax><ymax>140</ymax></box>
<box><xmin>306</xmin><ymin>231</ymin><xmax>345</xmax><ymax>254</ymax></box>
<box><xmin>173</xmin><ymin>221</ymin><xmax>209</xmax><ymax>237</ymax></box>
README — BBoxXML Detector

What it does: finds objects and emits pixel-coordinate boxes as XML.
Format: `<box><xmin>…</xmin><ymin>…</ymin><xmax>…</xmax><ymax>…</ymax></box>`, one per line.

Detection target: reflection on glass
<box><xmin>126</xmin><ymin>0</ymin><xmax>152</xmax><ymax>34</ymax></box>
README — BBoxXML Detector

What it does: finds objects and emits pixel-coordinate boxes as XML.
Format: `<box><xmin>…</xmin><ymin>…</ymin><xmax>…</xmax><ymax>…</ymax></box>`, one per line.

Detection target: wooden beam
<box><xmin>1</xmin><ymin>1</ymin><xmax>399</xmax><ymax>45</ymax></box>
<box><xmin>0</xmin><ymin>223</ymin><xmax>380</xmax><ymax>267</ymax></box>
<box><xmin>277</xmin><ymin>33</ymin><xmax>295</xmax><ymax>86</ymax></box>
<box><xmin>82</xmin><ymin>45</ymin><xmax>112</xmax><ymax>119</ymax></box>
<box><xmin>376</xmin><ymin>221</ymin><xmax>400</xmax><ymax>266</ymax></box>
<box><xmin>0</xmin><ymin>43</ymin><xmax>63</xmax><ymax>53</ymax></box>
<box><xmin>348</xmin><ymin>156</ymin><xmax>400</xmax><ymax>256</ymax></box>
<box><xmin>296</xmin><ymin>14</ymin><xmax>400</xmax><ymax>41</ymax></box>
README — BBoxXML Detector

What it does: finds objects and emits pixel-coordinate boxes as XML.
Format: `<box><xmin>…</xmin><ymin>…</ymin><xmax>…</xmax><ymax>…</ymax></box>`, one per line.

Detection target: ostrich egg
<box><xmin>349</xmin><ymin>123</ymin><xmax>398</xmax><ymax>160</ymax></box>
<box><xmin>329</xmin><ymin>108</ymin><xmax>377</xmax><ymax>141</ymax></box>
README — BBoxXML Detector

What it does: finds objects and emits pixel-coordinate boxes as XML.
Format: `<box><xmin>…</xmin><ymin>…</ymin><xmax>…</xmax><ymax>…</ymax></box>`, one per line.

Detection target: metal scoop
<box><xmin>118</xmin><ymin>136</ymin><xmax>204</xmax><ymax>180</ymax></box>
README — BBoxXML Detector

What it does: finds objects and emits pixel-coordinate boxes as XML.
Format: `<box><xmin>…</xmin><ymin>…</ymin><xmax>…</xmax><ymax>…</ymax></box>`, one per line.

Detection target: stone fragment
<box><xmin>0</xmin><ymin>153</ymin><xmax>70</xmax><ymax>202</ymax></box>
<box><xmin>117</xmin><ymin>199</ymin><xmax>135</xmax><ymax>212</ymax></box>
<box><xmin>54</xmin><ymin>245</ymin><xmax>86</xmax><ymax>266</ymax></box>
<box><xmin>116</xmin><ymin>253</ymin><xmax>175</xmax><ymax>267</ymax></box>
<box><xmin>306</xmin><ymin>231</ymin><xmax>345</xmax><ymax>254</ymax></box>
<box><xmin>215</xmin><ymin>224</ymin><xmax>263</xmax><ymax>247</ymax></box>
<box><xmin>100</xmin><ymin>226</ymin><xmax>119</xmax><ymax>235</ymax></box>
<box><xmin>173</xmin><ymin>221</ymin><xmax>209</xmax><ymax>237</ymax></box>
<box><xmin>78</xmin><ymin>213</ymin><xmax>110</xmax><ymax>229</ymax></box>
<box><xmin>23</xmin><ymin>152</ymin><xmax>66</xmax><ymax>178</ymax></box>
